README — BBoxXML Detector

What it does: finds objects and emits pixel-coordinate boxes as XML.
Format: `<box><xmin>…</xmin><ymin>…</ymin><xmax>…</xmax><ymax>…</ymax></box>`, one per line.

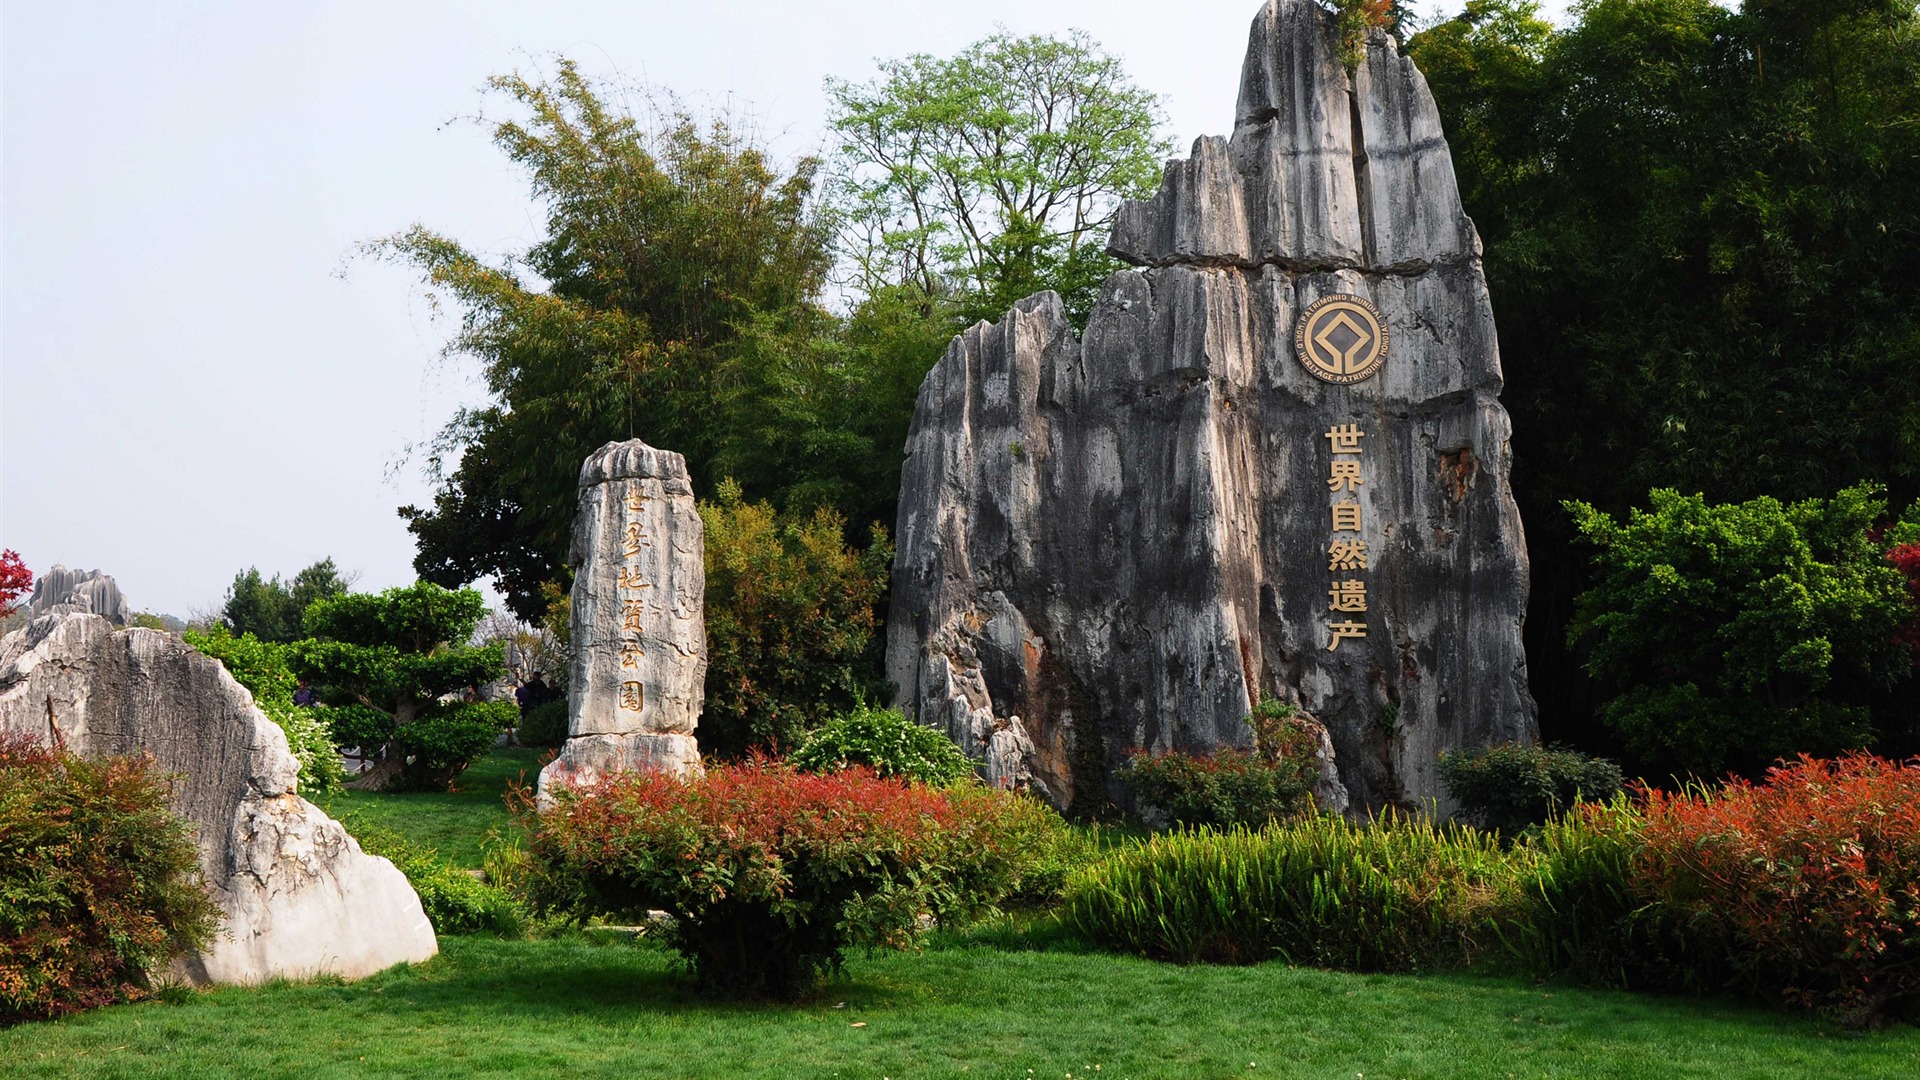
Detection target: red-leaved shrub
<box><xmin>522</xmin><ymin>760</ymin><xmax>1060</xmax><ymax>998</ymax></box>
<box><xmin>1634</xmin><ymin>754</ymin><xmax>1920</xmax><ymax>1023</ymax></box>
<box><xmin>1888</xmin><ymin>543</ymin><xmax>1920</xmax><ymax>664</ymax></box>
<box><xmin>0</xmin><ymin>737</ymin><xmax>219</xmax><ymax>1024</ymax></box>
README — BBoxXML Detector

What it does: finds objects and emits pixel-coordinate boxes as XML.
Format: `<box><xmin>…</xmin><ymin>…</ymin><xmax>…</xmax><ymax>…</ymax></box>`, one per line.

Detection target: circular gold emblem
<box><xmin>1293</xmin><ymin>293</ymin><xmax>1389</xmax><ymax>385</ymax></box>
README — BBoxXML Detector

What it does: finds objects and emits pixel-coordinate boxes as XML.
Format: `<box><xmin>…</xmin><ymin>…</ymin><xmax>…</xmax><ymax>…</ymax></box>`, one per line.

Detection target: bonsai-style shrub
<box><xmin>523</xmin><ymin>760</ymin><xmax>1050</xmax><ymax>998</ymax></box>
<box><xmin>0</xmin><ymin>737</ymin><xmax>219</xmax><ymax>1024</ymax></box>
<box><xmin>1632</xmin><ymin>753</ymin><xmax>1920</xmax><ymax>1024</ymax></box>
<box><xmin>1119</xmin><ymin>696</ymin><xmax>1321</xmax><ymax>828</ymax></box>
<box><xmin>293</xmin><ymin>582</ymin><xmax>514</xmax><ymax>791</ymax></box>
<box><xmin>1438</xmin><ymin>743</ymin><xmax>1624</xmax><ymax>835</ymax></box>
<box><xmin>788</xmin><ymin>705</ymin><xmax>975</xmax><ymax>785</ymax></box>
<box><xmin>185</xmin><ymin>626</ymin><xmax>345</xmax><ymax>792</ymax></box>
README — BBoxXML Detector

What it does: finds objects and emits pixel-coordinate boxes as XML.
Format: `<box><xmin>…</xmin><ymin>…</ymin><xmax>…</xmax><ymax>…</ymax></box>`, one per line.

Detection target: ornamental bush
<box><xmin>698</xmin><ymin>481</ymin><xmax>892</xmax><ymax>758</ymax></box>
<box><xmin>0</xmin><ymin>738</ymin><xmax>220</xmax><ymax>1024</ymax></box>
<box><xmin>345</xmin><ymin>821</ymin><xmax>526</xmax><ymax>937</ymax></box>
<box><xmin>788</xmin><ymin>705</ymin><xmax>975</xmax><ymax>785</ymax></box>
<box><xmin>1119</xmin><ymin>697</ymin><xmax>1320</xmax><ymax>828</ymax></box>
<box><xmin>1630</xmin><ymin>754</ymin><xmax>1920</xmax><ymax>1024</ymax></box>
<box><xmin>515</xmin><ymin>698</ymin><xmax>570</xmax><ymax>748</ymax></box>
<box><xmin>1567</xmin><ymin>485</ymin><xmax>1912</xmax><ymax>777</ymax></box>
<box><xmin>523</xmin><ymin>761</ymin><xmax>1054</xmax><ymax>998</ymax></box>
<box><xmin>1438</xmin><ymin>743</ymin><xmax>1624</xmax><ymax>836</ymax></box>
<box><xmin>292</xmin><ymin>582</ymin><xmax>513</xmax><ymax>791</ymax></box>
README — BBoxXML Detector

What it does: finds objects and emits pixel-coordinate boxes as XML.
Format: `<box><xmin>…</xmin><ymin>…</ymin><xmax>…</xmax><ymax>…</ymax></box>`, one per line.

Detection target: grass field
<box><xmin>318</xmin><ymin>747</ymin><xmax>545</xmax><ymax>867</ymax></box>
<box><xmin>9</xmin><ymin>749</ymin><xmax>1918</xmax><ymax>1078</ymax></box>
<box><xmin>9</xmin><ymin>933</ymin><xmax>1918</xmax><ymax>1079</ymax></box>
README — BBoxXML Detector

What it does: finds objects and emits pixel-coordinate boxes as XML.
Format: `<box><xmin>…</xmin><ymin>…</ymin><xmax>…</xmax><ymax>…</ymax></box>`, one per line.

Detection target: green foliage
<box><xmin>0</xmin><ymin>738</ymin><xmax>220</xmax><ymax>1024</ymax></box>
<box><xmin>515</xmin><ymin>698</ymin><xmax>569</xmax><ymax>748</ymax></box>
<box><xmin>292</xmin><ymin>583</ymin><xmax>512</xmax><ymax>790</ymax></box>
<box><xmin>345</xmin><ymin>819</ymin><xmax>526</xmax><ymax>937</ymax></box>
<box><xmin>788</xmin><ymin>705</ymin><xmax>975</xmax><ymax>785</ymax></box>
<box><xmin>1408</xmin><ymin>0</ymin><xmax>1920</xmax><ymax>745</ymax></box>
<box><xmin>373</xmin><ymin>61</ymin><xmax>838</xmax><ymax>619</ymax></box>
<box><xmin>698</xmin><ymin>481</ymin><xmax>892</xmax><ymax>758</ymax></box>
<box><xmin>1567</xmin><ymin>485</ymin><xmax>1911</xmax><ymax>776</ymax></box>
<box><xmin>184</xmin><ymin>626</ymin><xmax>345</xmax><ymax>792</ymax></box>
<box><xmin>1065</xmin><ymin>814</ymin><xmax>1515</xmax><ymax>970</ymax></box>
<box><xmin>825</xmin><ymin>30</ymin><xmax>1170</xmax><ymax>329</ymax></box>
<box><xmin>1117</xmin><ymin>696</ymin><xmax>1322</xmax><ymax>828</ymax></box>
<box><xmin>1438</xmin><ymin>743</ymin><xmax>1625</xmax><ymax>835</ymax></box>
<box><xmin>220</xmin><ymin>558</ymin><xmax>350</xmax><ymax>643</ymax></box>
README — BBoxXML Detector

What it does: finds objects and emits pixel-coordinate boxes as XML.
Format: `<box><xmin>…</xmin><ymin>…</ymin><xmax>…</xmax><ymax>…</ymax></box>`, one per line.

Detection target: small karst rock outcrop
<box><xmin>538</xmin><ymin>439</ymin><xmax>706</xmax><ymax>801</ymax></box>
<box><xmin>0</xmin><ymin>612</ymin><xmax>438</xmax><ymax>984</ymax></box>
<box><xmin>886</xmin><ymin>0</ymin><xmax>1537</xmax><ymax>813</ymax></box>
<box><xmin>28</xmin><ymin>564</ymin><xmax>132</xmax><ymax>626</ymax></box>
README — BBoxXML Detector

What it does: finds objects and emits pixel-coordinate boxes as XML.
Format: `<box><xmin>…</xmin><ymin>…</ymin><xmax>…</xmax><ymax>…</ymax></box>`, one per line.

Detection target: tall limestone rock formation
<box><xmin>0</xmin><ymin>612</ymin><xmax>438</xmax><ymax>983</ymax></box>
<box><xmin>28</xmin><ymin>564</ymin><xmax>132</xmax><ymax>626</ymax></box>
<box><xmin>886</xmin><ymin>0</ymin><xmax>1536</xmax><ymax>813</ymax></box>
<box><xmin>538</xmin><ymin>439</ymin><xmax>706</xmax><ymax>800</ymax></box>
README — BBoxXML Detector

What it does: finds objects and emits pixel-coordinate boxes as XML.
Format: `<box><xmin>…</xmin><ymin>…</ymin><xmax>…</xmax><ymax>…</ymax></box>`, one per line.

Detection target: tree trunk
<box><xmin>345</xmin><ymin>750</ymin><xmax>408</xmax><ymax>792</ymax></box>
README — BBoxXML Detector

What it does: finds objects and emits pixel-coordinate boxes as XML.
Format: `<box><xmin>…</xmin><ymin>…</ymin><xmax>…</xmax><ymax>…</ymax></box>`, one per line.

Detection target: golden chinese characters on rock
<box><xmin>617</xmin><ymin>485</ymin><xmax>650</xmax><ymax>714</ymax></box>
<box><xmin>1296</xmin><ymin>292</ymin><xmax>1389</xmax><ymax>653</ymax></box>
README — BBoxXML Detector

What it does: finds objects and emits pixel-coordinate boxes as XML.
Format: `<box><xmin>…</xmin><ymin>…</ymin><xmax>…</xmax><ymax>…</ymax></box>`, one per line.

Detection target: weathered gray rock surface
<box><xmin>887</xmin><ymin>0</ymin><xmax>1535</xmax><ymax>813</ymax></box>
<box><xmin>538</xmin><ymin>439</ymin><xmax>705</xmax><ymax>798</ymax></box>
<box><xmin>0</xmin><ymin>612</ymin><xmax>437</xmax><ymax>984</ymax></box>
<box><xmin>28</xmin><ymin>564</ymin><xmax>132</xmax><ymax>625</ymax></box>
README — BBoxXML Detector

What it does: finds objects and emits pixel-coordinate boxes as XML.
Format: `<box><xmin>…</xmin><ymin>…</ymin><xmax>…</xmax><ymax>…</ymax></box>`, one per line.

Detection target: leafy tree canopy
<box><xmin>221</xmin><ymin>557</ymin><xmax>352</xmax><ymax>643</ymax></box>
<box><xmin>374</xmin><ymin>60</ymin><xmax>847</xmax><ymax>618</ymax></box>
<box><xmin>825</xmin><ymin>29</ymin><xmax>1172</xmax><ymax>327</ymax></box>
<box><xmin>1408</xmin><ymin>0</ymin><xmax>1920</xmax><ymax>746</ymax></box>
<box><xmin>292</xmin><ymin>582</ymin><xmax>510</xmax><ymax>791</ymax></box>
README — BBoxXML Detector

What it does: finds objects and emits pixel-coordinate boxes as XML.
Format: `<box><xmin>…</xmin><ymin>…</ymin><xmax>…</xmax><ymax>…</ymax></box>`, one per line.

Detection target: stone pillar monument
<box><xmin>537</xmin><ymin>439</ymin><xmax>705</xmax><ymax>799</ymax></box>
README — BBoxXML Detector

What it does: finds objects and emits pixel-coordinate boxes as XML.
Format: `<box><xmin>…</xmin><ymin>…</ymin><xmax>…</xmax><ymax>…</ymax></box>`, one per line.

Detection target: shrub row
<box><xmin>1067</xmin><ymin>753</ymin><xmax>1920</xmax><ymax>1025</ymax></box>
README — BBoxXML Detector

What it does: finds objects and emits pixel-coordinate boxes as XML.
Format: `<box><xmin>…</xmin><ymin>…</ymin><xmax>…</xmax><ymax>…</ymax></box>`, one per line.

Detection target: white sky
<box><xmin>1</xmin><ymin>0</ymin><xmax>1574</xmax><ymax>618</ymax></box>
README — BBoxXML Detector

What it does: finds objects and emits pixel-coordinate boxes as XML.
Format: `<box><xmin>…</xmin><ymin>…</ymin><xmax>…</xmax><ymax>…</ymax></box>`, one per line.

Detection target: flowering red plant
<box><xmin>522</xmin><ymin>759</ymin><xmax>1053</xmax><ymax>998</ymax></box>
<box><xmin>1633</xmin><ymin>753</ymin><xmax>1920</xmax><ymax>1022</ymax></box>
<box><xmin>1887</xmin><ymin>543</ymin><xmax>1920</xmax><ymax>664</ymax></box>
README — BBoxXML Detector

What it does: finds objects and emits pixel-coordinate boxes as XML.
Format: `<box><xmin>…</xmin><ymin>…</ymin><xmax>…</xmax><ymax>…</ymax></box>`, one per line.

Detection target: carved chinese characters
<box><xmin>537</xmin><ymin>439</ymin><xmax>706</xmax><ymax>801</ymax></box>
<box><xmin>1325</xmin><ymin>424</ymin><xmax>1368</xmax><ymax>651</ymax></box>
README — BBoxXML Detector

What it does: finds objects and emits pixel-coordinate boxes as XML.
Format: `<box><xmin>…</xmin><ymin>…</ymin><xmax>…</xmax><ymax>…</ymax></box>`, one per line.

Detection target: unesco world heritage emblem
<box><xmin>1294</xmin><ymin>293</ymin><xmax>1390</xmax><ymax>385</ymax></box>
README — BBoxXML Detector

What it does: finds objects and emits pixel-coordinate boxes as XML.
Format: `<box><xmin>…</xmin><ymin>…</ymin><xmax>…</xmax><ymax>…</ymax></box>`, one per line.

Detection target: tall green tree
<box><xmin>825</xmin><ymin>30</ymin><xmax>1172</xmax><ymax>328</ymax></box>
<box><xmin>375</xmin><ymin>61</ymin><xmax>838</xmax><ymax>618</ymax></box>
<box><xmin>292</xmin><ymin>583</ymin><xmax>512</xmax><ymax>792</ymax></box>
<box><xmin>221</xmin><ymin>557</ymin><xmax>352</xmax><ymax>643</ymax></box>
<box><xmin>1408</xmin><ymin>0</ymin><xmax>1920</xmax><ymax>748</ymax></box>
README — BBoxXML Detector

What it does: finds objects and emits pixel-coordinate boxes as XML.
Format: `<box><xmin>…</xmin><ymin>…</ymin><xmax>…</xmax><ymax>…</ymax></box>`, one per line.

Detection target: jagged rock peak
<box><xmin>1111</xmin><ymin>0</ymin><xmax>1476</xmax><ymax>273</ymax></box>
<box><xmin>28</xmin><ymin>564</ymin><xmax>133</xmax><ymax>626</ymax></box>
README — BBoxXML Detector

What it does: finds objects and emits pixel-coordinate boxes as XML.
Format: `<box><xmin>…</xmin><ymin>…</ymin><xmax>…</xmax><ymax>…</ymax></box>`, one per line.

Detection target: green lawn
<box><xmin>317</xmin><ymin>747</ymin><xmax>545</xmax><ymax>867</ymax></box>
<box><xmin>7</xmin><ymin>934</ymin><xmax>1916</xmax><ymax>1079</ymax></box>
<box><xmin>9</xmin><ymin>749</ymin><xmax>1916</xmax><ymax>1078</ymax></box>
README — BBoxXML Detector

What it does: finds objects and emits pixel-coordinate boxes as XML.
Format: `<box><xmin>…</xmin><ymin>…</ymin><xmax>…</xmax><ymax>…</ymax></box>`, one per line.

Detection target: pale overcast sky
<box><xmin>1</xmin><ymin>0</ymin><xmax>1574</xmax><ymax>618</ymax></box>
